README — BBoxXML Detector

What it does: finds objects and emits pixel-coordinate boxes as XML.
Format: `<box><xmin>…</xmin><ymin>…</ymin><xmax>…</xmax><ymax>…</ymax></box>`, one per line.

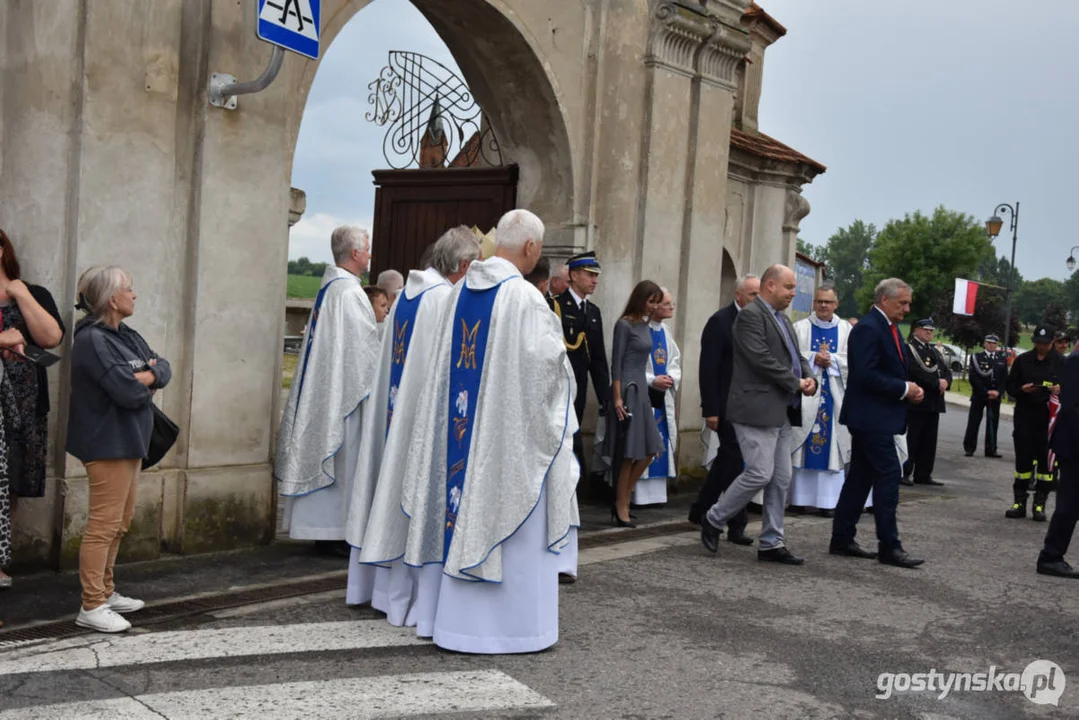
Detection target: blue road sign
<box><xmin>257</xmin><ymin>0</ymin><xmax>320</xmax><ymax>60</ymax></box>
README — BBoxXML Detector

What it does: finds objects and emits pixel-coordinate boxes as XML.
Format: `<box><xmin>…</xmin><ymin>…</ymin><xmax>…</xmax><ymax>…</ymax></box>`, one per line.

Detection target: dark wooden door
<box><xmin>370</xmin><ymin>165</ymin><xmax>518</xmax><ymax>278</ymax></box>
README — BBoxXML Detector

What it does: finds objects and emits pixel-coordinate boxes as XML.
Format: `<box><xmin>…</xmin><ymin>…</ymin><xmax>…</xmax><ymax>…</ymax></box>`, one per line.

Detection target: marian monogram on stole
<box><xmin>457</xmin><ymin>318</ymin><xmax>481</xmax><ymax>369</ymax></box>
<box><xmin>392</xmin><ymin>319</ymin><xmax>409</xmax><ymax>365</ymax></box>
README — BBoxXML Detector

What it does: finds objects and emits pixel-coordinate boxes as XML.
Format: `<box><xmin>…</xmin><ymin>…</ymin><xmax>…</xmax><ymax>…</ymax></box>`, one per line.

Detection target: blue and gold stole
<box><xmin>645</xmin><ymin>325</ymin><xmax>671</xmax><ymax>479</ymax></box>
<box><xmin>443</xmin><ymin>283</ymin><xmax>502</xmax><ymax>563</ymax></box>
<box><xmin>386</xmin><ymin>290</ymin><xmax>427</xmax><ymax>434</ymax></box>
<box><xmin>294</xmin><ymin>277</ymin><xmax>344</xmax><ymax>410</ymax></box>
<box><xmin>806</xmin><ymin>322</ymin><xmax>839</xmax><ymax>470</ymax></box>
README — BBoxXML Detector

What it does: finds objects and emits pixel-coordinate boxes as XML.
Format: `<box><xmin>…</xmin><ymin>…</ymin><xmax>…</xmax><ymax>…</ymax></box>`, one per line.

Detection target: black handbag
<box><xmin>143</xmin><ymin>404</ymin><xmax>179</xmax><ymax>470</ymax></box>
<box><xmin>648</xmin><ymin>387</ymin><xmax>666</xmax><ymax>410</ymax></box>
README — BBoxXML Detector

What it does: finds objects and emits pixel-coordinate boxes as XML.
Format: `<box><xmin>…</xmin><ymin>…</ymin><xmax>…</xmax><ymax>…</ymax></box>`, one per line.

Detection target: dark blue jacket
<box><xmin>66</xmin><ymin>318</ymin><xmax>171</xmax><ymax>462</ymax></box>
<box><xmin>1051</xmin><ymin>353</ymin><xmax>1079</xmax><ymax>461</ymax></box>
<box><xmin>839</xmin><ymin>307</ymin><xmax>909</xmax><ymax>435</ymax></box>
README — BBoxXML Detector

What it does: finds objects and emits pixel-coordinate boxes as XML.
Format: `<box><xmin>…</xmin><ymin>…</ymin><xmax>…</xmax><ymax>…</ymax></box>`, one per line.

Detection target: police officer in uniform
<box><xmin>553</xmin><ymin>252</ymin><xmax>611</xmax><ymax>474</ymax></box>
<box><xmin>901</xmin><ymin>319</ymin><xmax>952</xmax><ymax>487</ymax></box>
<box><xmin>1054</xmin><ymin>328</ymin><xmax>1073</xmax><ymax>357</ymax></box>
<box><xmin>1006</xmin><ymin>325</ymin><xmax>1063</xmax><ymax>521</ymax></box>
<box><xmin>963</xmin><ymin>334</ymin><xmax>1008</xmax><ymax>458</ymax></box>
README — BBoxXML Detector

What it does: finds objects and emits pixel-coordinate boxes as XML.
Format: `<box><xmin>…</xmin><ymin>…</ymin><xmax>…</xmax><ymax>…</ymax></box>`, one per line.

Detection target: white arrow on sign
<box><xmin>260</xmin><ymin>0</ymin><xmax>319</xmax><ymax>42</ymax></box>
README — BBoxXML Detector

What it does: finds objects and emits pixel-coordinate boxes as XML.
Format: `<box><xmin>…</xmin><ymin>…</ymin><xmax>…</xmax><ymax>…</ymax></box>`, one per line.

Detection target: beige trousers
<box><xmin>79</xmin><ymin>459</ymin><xmax>140</xmax><ymax>610</ymax></box>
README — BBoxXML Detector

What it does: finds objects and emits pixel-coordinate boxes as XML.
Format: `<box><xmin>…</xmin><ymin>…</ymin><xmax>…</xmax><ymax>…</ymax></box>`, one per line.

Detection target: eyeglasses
<box><xmin>815</xmin><ymin>299</ymin><xmax>837</xmax><ymax>305</ymax></box>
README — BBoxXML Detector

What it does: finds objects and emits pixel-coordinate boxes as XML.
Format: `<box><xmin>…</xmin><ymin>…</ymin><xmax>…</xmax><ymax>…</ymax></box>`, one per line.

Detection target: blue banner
<box><xmin>294</xmin><ymin>277</ymin><xmax>343</xmax><ymax>410</ymax></box>
<box><xmin>791</xmin><ymin>259</ymin><xmax>817</xmax><ymax>322</ymax></box>
<box><xmin>805</xmin><ymin>323</ymin><xmax>839</xmax><ymax>470</ymax></box>
<box><xmin>386</xmin><ymin>290</ymin><xmax>425</xmax><ymax>434</ymax></box>
<box><xmin>646</xmin><ymin>326</ymin><xmax>671</xmax><ymax>479</ymax></box>
<box><xmin>443</xmin><ymin>284</ymin><xmax>502</xmax><ymax>562</ymax></box>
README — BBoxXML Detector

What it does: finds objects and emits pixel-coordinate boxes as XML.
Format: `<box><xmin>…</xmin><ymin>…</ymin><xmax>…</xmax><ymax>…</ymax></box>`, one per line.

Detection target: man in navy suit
<box><xmin>830</xmin><ymin>278</ymin><xmax>927</xmax><ymax>568</ymax></box>
<box><xmin>1038</xmin><ymin>349</ymin><xmax>1079</xmax><ymax>578</ymax></box>
<box><xmin>688</xmin><ymin>274</ymin><xmax>759</xmax><ymax>546</ymax></box>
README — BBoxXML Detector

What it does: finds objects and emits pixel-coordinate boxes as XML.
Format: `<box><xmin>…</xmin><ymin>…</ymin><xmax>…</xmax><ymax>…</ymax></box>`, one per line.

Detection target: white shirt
<box><xmin>568</xmin><ymin>287</ymin><xmax>587</xmax><ymax>310</ymax></box>
<box><xmin>873</xmin><ymin>305</ymin><xmax>908</xmax><ymax>400</ymax></box>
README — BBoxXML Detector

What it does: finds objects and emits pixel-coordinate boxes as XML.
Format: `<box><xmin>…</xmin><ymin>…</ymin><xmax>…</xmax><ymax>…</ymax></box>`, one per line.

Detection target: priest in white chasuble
<box><xmin>789</xmin><ymin>283</ymin><xmax>857</xmax><ymax>514</ymax></box>
<box><xmin>637</xmin><ymin>287</ymin><xmax>681</xmax><ymax>506</ymax></box>
<box><xmin>400</xmin><ymin>209</ymin><xmax>580</xmax><ymax>654</ymax></box>
<box><xmin>276</xmin><ymin>226</ymin><xmax>380</xmax><ymax>543</ymax></box>
<box><xmin>347</xmin><ymin>226</ymin><xmax>480</xmax><ymax>622</ymax></box>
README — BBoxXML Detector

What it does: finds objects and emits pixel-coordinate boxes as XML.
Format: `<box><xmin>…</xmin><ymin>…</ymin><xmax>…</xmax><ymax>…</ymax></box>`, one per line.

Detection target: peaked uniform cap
<box><xmin>567</xmin><ymin>251</ymin><xmax>601</xmax><ymax>274</ymax></box>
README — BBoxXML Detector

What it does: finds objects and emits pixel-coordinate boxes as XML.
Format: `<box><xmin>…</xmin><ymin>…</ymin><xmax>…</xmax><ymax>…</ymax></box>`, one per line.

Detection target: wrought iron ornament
<box><xmin>367</xmin><ymin>51</ymin><xmax>503</xmax><ymax>169</ymax></box>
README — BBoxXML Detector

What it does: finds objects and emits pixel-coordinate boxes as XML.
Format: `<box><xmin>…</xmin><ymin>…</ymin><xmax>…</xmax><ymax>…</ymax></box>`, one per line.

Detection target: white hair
<box><xmin>875</xmin><ymin>277</ymin><xmax>912</xmax><ymax>302</ymax></box>
<box><xmin>330</xmin><ymin>226</ymin><xmax>370</xmax><ymax>264</ymax></box>
<box><xmin>552</xmin><ymin>263</ymin><xmax>569</xmax><ymax>280</ymax></box>
<box><xmin>430</xmin><ymin>225</ymin><xmax>481</xmax><ymax>277</ymax></box>
<box><xmin>734</xmin><ymin>274</ymin><xmax>758</xmax><ymax>292</ymax></box>
<box><xmin>495</xmin><ymin>209</ymin><xmax>544</xmax><ymax>249</ymax></box>
<box><xmin>376</xmin><ymin>269</ymin><xmax>404</xmax><ymax>292</ymax></box>
<box><xmin>77</xmin><ymin>265</ymin><xmax>132</xmax><ymax>320</ymax></box>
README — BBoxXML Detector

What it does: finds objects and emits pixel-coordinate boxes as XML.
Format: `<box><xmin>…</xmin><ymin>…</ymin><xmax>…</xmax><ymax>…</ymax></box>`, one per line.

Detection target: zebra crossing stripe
<box><xmin>0</xmin><ymin>670</ymin><xmax>555</xmax><ymax>719</ymax></box>
<box><xmin>0</xmin><ymin>620</ymin><xmax>425</xmax><ymax>676</ymax></box>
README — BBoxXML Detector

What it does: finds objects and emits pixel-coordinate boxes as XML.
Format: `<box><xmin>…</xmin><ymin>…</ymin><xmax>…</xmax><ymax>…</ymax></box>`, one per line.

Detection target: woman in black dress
<box><xmin>0</xmin><ymin>229</ymin><xmax>65</xmax><ymax>587</ymax></box>
<box><xmin>610</xmin><ymin>280</ymin><xmax>665</xmax><ymax>527</ymax></box>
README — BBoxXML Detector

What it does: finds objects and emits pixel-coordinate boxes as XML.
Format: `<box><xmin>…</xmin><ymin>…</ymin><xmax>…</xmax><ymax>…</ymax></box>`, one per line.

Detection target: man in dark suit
<box><xmin>554</xmin><ymin>252</ymin><xmax>611</xmax><ymax>485</ymax></box>
<box><xmin>699</xmin><ymin>265</ymin><xmax>816</xmax><ymax>565</ymax></box>
<box><xmin>1038</xmin><ymin>349</ymin><xmax>1079</xmax><ymax>578</ymax></box>
<box><xmin>830</xmin><ymin>278</ymin><xmax>926</xmax><ymax>568</ymax></box>
<box><xmin>688</xmin><ymin>274</ymin><xmax>760</xmax><ymax>546</ymax></box>
<box><xmin>964</xmin><ymin>334</ymin><xmax>1007</xmax><ymax>458</ymax></box>
<box><xmin>901</xmin><ymin>318</ymin><xmax>952</xmax><ymax>487</ymax></box>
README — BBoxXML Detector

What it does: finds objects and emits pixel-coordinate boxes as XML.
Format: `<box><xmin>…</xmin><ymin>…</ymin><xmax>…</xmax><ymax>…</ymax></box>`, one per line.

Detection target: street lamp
<box><xmin>1067</xmin><ymin>246</ymin><xmax>1079</xmax><ymax>272</ymax></box>
<box><xmin>985</xmin><ymin>202</ymin><xmax>1019</xmax><ymax>351</ymax></box>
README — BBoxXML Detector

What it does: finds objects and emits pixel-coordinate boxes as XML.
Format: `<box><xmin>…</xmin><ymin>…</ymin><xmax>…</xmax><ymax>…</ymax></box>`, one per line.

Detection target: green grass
<box><xmin>282</xmin><ymin>353</ymin><xmax>298</xmax><ymax>389</ymax></box>
<box><xmin>287</xmin><ymin>274</ymin><xmax>321</xmax><ymax>299</ymax></box>
<box><xmin>949</xmin><ymin>377</ymin><xmax>1014</xmax><ymax>405</ymax></box>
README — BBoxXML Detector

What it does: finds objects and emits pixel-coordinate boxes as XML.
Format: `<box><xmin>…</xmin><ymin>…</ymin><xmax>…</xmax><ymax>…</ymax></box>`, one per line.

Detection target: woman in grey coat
<box><xmin>67</xmin><ymin>266</ymin><xmax>171</xmax><ymax>633</ymax></box>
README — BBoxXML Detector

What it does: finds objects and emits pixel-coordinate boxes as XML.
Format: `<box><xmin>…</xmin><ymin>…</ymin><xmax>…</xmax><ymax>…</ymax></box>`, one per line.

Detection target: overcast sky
<box><xmin>291</xmin><ymin>0</ymin><xmax>1078</xmax><ymax>283</ymax></box>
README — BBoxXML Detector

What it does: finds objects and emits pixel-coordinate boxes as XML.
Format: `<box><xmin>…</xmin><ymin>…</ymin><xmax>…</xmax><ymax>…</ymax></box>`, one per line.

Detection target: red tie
<box><xmin>891</xmin><ymin>323</ymin><xmax>904</xmax><ymax>362</ymax></box>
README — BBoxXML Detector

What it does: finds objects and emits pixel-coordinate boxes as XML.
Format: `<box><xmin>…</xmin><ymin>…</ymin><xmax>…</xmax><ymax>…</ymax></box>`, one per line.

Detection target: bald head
<box><xmin>759</xmin><ymin>263</ymin><xmax>797</xmax><ymax>311</ymax></box>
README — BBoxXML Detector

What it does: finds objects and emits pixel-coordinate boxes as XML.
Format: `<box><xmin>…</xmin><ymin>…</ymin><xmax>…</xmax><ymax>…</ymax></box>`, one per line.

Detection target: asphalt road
<box><xmin>3</xmin><ymin>409</ymin><xmax>1078</xmax><ymax>719</ymax></box>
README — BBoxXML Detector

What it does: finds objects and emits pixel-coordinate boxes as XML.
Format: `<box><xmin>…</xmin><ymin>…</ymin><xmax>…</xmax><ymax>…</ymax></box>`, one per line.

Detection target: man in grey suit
<box><xmin>700</xmin><ymin>264</ymin><xmax>817</xmax><ymax>564</ymax></box>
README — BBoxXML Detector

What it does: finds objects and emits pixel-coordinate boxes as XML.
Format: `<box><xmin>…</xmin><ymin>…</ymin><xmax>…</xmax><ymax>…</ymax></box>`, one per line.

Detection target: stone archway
<box><xmin>283</xmin><ymin>0</ymin><xmax>578</xmax><ymax>248</ymax></box>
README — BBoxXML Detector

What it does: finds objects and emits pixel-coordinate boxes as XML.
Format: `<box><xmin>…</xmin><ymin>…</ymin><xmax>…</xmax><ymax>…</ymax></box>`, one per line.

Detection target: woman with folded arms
<box><xmin>67</xmin><ymin>266</ymin><xmax>171</xmax><ymax>633</ymax></box>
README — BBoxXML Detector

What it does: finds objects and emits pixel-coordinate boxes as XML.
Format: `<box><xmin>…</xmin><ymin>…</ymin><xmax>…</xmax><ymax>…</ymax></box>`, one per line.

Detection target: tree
<box><xmin>856</xmin><ymin>206</ymin><xmax>995</xmax><ymax>320</ymax></box>
<box><xmin>1014</xmin><ymin>278</ymin><xmax>1066</xmax><ymax>326</ymax></box>
<box><xmin>796</xmin><ymin>237</ymin><xmax>825</xmax><ymax>263</ymax></box>
<box><xmin>977</xmin><ymin>255</ymin><xmax>1022</xmax><ymax>291</ymax></box>
<box><xmin>286</xmin><ymin>257</ymin><xmax>327</xmax><ymax>277</ymax></box>
<box><xmin>933</xmin><ymin>286</ymin><xmax>1020</xmax><ymax>352</ymax></box>
<box><xmin>1042</xmin><ymin>300</ymin><xmax>1068</xmax><ymax>334</ymax></box>
<box><xmin>815</xmin><ymin>220</ymin><xmax>877</xmax><ymax>318</ymax></box>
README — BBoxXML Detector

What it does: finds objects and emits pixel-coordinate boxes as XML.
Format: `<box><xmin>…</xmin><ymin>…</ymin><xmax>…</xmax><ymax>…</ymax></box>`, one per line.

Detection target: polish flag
<box><xmin>952</xmin><ymin>278</ymin><xmax>978</xmax><ymax>315</ymax></box>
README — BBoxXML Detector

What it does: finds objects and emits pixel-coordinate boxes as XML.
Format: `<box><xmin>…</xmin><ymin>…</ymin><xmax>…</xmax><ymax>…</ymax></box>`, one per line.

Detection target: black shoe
<box><xmin>1006</xmin><ymin>499</ymin><xmax>1027</xmax><ymax>519</ymax></box>
<box><xmin>1037</xmin><ymin>559</ymin><xmax>1079</xmax><ymax>578</ymax></box>
<box><xmin>610</xmin><ymin>508</ymin><xmax>636</xmax><ymax>528</ymax></box>
<box><xmin>558</xmin><ymin>572</ymin><xmax>576</xmax><ymax>585</ymax></box>
<box><xmin>700</xmin><ymin>517</ymin><xmax>721</xmax><ymax>554</ymax></box>
<box><xmin>964</xmin><ymin>450</ymin><xmax>974</xmax><ymax>457</ymax></box>
<box><xmin>687</xmin><ymin>510</ymin><xmax>701</xmax><ymax>525</ymax></box>
<box><xmin>863</xmin><ymin>506</ymin><xmax>875</xmax><ymax>514</ymax></box>
<box><xmin>878</xmin><ymin>548</ymin><xmax>924</xmax><ymax>568</ymax></box>
<box><xmin>1032</xmin><ymin>505</ymin><xmax>1048</xmax><ymax>522</ymax></box>
<box><xmin>314</xmin><ymin>540</ymin><xmax>352</xmax><ymax>558</ymax></box>
<box><xmin>829</xmin><ymin>541</ymin><xmax>877</xmax><ymax>559</ymax></box>
<box><xmin>900</xmin><ymin>476</ymin><xmax>914</xmax><ymax>487</ymax></box>
<box><xmin>817</xmin><ymin>508</ymin><xmax>835</xmax><ymax>518</ymax></box>
<box><xmin>727</xmin><ymin>529</ymin><xmax>754</xmax><ymax>546</ymax></box>
<box><xmin>758</xmin><ymin>547</ymin><xmax>804</xmax><ymax>565</ymax></box>
<box><xmin>788</xmin><ymin>505</ymin><xmax>807</xmax><ymax>515</ymax></box>
<box><xmin>986</xmin><ymin>452</ymin><xmax>1003</xmax><ymax>458</ymax></box>
<box><xmin>914</xmin><ymin>477</ymin><xmax>944</xmax><ymax>486</ymax></box>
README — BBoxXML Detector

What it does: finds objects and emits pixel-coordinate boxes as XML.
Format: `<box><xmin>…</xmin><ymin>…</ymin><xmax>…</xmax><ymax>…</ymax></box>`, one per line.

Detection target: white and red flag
<box><xmin>953</xmin><ymin>278</ymin><xmax>979</xmax><ymax>315</ymax></box>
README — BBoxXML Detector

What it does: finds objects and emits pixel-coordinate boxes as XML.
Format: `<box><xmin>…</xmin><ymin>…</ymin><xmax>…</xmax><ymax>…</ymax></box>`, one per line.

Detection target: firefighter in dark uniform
<box><xmin>901</xmin><ymin>318</ymin><xmax>952</xmax><ymax>487</ymax></box>
<box><xmin>1006</xmin><ymin>325</ymin><xmax>1063</xmax><ymax>521</ymax></box>
<box><xmin>963</xmin><ymin>333</ymin><xmax>1008</xmax><ymax>458</ymax></box>
<box><xmin>553</xmin><ymin>252</ymin><xmax>611</xmax><ymax>473</ymax></box>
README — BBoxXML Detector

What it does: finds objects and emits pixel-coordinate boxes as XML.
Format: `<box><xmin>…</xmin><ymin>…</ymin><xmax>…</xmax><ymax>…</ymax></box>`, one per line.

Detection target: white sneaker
<box><xmin>76</xmin><ymin>605</ymin><xmax>132</xmax><ymax>633</ymax></box>
<box><xmin>106</xmin><ymin>592</ymin><xmax>146</xmax><ymax>614</ymax></box>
